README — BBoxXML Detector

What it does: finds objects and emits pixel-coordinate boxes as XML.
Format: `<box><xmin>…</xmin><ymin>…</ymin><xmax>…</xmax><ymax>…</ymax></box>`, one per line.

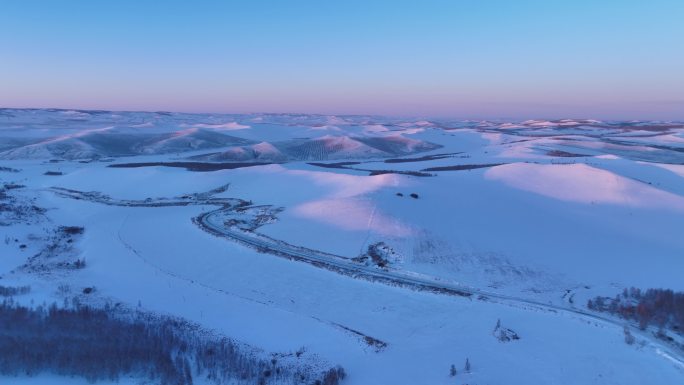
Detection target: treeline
<box><xmin>588</xmin><ymin>287</ymin><xmax>684</xmax><ymax>331</ymax></box>
<box><xmin>0</xmin><ymin>285</ymin><xmax>30</xmax><ymax>297</ymax></box>
<box><xmin>0</xmin><ymin>299</ymin><xmax>344</xmax><ymax>385</ymax></box>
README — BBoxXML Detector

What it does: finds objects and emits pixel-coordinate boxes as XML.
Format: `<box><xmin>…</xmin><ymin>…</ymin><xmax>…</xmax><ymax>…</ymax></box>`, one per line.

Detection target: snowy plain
<box><xmin>1</xmin><ymin>109</ymin><xmax>683</xmax><ymax>384</ymax></box>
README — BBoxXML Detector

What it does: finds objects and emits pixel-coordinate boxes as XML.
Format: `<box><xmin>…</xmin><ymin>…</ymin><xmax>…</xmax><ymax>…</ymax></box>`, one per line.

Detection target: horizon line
<box><xmin>2</xmin><ymin>105</ymin><xmax>681</xmax><ymax>123</ymax></box>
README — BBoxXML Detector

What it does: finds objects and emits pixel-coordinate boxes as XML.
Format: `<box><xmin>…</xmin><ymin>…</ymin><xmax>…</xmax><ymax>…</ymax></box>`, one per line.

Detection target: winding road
<box><xmin>198</xmin><ymin>205</ymin><xmax>684</xmax><ymax>371</ymax></box>
<box><xmin>51</xmin><ymin>186</ymin><xmax>684</xmax><ymax>371</ymax></box>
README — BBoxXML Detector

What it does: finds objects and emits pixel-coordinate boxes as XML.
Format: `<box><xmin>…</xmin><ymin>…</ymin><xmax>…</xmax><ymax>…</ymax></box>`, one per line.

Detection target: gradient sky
<box><xmin>1</xmin><ymin>0</ymin><xmax>683</xmax><ymax>119</ymax></box>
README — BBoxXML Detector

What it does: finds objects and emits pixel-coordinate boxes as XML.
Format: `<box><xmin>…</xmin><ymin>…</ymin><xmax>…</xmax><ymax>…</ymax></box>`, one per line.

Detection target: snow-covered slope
<box><xmin>0</xmin><ymin>109</ymin><xmax>442</xmax><ymax>161</ymax></box>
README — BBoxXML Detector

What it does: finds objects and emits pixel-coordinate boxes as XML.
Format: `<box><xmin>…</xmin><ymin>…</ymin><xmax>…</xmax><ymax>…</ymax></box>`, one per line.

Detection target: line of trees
<box><xmin>0</xmin><ymin>285</ymin><xmax>30</xmax><ymax>297</ymax></box>
<box><xmin>0</xmin><ymin>298</ymin><xmax>344</xmax><ymax>385</ymax></box>
<box><xmin>588</xmin><ymin>287</ymin><xmax>684</xmax><ymax>331</ymax></box>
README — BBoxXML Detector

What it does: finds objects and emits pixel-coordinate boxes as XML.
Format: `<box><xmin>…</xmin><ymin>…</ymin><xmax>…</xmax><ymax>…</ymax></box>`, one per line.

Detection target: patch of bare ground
<box><xmin>421</xmin><ymin>163</ymin><xmax>504</xmax><ymax>172</ymax></box>
<box><xmin>108</xmin><ymin>161</ymin><xmax>273</xmax><ymax>172</ymax></box>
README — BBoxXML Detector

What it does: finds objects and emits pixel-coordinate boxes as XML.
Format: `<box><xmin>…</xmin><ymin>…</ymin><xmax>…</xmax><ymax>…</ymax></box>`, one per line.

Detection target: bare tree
<box><xmin>623</xmin><ymin>326</ymin><xmax>635</xmax><ymax>345</ymax></box>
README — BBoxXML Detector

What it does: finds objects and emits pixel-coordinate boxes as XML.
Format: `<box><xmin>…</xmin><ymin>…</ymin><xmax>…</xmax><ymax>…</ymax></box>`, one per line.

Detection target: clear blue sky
<box><xmin>1</xmin><ymin>0</ymin><xmax>683</xmax><ymax>119</ymax></box>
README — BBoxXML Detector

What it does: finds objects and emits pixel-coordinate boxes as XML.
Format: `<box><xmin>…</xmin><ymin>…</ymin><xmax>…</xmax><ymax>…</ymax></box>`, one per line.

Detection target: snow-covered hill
<box><xmin>0</xmin><ymin>109</ymin><xmax>442</xmax><ymax>161</ymax></box>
